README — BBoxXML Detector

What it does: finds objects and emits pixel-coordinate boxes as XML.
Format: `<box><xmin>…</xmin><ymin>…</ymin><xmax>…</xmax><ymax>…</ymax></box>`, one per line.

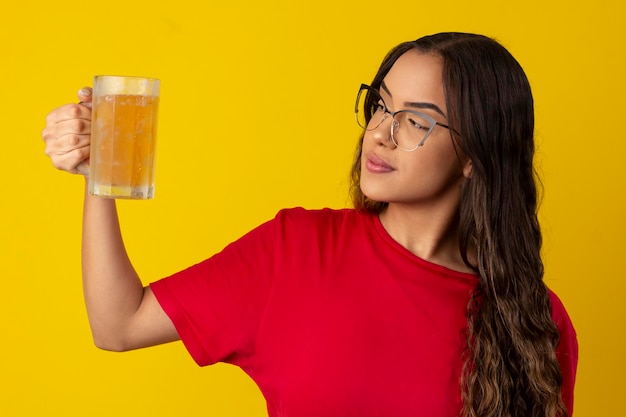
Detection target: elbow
<box><xmin>93</xmin><ymin>341</ymin><xmax>128</xmax><ymax>352</ymax></box>
<box><xmin>93</xmin><ymin>339</ymin><xmax>127</xmax><ymax>352</ymax></box>
<box><xmin>91</xmin><ymin>332</ymin><xmax>133</xmax><ymax>352</ymax></box>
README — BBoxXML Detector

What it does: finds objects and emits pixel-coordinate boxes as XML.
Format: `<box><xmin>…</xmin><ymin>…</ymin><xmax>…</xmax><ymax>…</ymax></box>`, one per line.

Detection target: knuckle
<box><xmin>66</xmin><ymin>134</ymin><xmax>79</xmax><ymax>146</ymax></box>
<box><xmin>41</xmin><ymin>125</ymin><xmax>58</xmax><ymax>143</ymax></box>
<box><xmin>43</xmin><ymin>138</ymin><xmax>57</xmax><ymax>155</ymax></box>
<box><xmin>76</xmin><ymin>147</ymin><xmax>89</xmax><ymax>159</ymax></box>
<box><xmin>42</xmin><ymin>131</ymin><xmax>60</xmax><ymax>149</ymax></box>
<box><xmin>51</xmin><ymin>158</ymin><xmax>64</xmax><ymax>170</ymax></box>
<box><xmin>70</xmin><ymin>118</ymin><xmax>89</xmax><ymax>132</ymax></box>
<box><xmin>67</xmin><ymin>104</ymin><xmax>83</xmax><ymax>118</ymax></box>
<box><xmin>44</xmin><ymin>110</ymin><xmax>56</xmax><ymax>124</ymax></box>
<box><xmin>41</xmin><ymin>128</ymin><xmax>50</xmax><ymax>142</ymax></box>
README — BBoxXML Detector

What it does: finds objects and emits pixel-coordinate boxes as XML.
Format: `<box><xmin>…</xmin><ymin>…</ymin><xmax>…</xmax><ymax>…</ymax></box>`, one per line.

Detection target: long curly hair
<box><xmin>350</xmin><ymin>33</ymin><xmax>567</xmax><ymax>417</ymax></box>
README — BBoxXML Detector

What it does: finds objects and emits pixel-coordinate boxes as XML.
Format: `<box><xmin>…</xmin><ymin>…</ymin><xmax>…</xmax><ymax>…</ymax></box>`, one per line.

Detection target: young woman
<box><xmin>41</xmin><ymin>32</ymin><xmax>577</xmax><ymax>417</ymax></box>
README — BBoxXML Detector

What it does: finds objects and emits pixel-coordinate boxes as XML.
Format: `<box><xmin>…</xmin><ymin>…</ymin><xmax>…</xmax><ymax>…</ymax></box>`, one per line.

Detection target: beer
<box><xmin>89</xmin><ymin>76</ymin><xmax>160</xmax><ymax>199</ymax></box>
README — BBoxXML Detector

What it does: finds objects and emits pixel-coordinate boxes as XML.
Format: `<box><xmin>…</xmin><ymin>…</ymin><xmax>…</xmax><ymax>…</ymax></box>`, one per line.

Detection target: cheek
<box><xmin>358</xmin><ymin>160</ymin><xmax>395</xmax><ymax>202</ymax></box>
<box><xmin>400</xmin><ymin>146</ymin><xmax>463</xmax><ymax>190</ymax></box>
<box><xmin>361</xmin><ymin>131</ymin><xmax>376</xmax><ymax>150</ymax></box>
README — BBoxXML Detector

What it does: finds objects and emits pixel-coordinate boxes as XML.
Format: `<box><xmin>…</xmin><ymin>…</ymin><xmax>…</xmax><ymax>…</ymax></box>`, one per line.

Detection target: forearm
<box><xmin>81</xmin><ymin>179</ymin><xmax>145</xmax><ymax>350</ymax></box>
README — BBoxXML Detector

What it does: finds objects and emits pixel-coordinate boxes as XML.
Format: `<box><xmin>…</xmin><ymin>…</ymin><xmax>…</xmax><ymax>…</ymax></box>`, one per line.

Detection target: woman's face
<box><xmin>360</xmin><ymin>50</ymin><xmax>469</xmax><ymax>209</ymax></box>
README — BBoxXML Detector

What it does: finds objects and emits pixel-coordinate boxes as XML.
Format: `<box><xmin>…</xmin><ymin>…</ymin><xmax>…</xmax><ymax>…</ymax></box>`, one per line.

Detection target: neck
<box><xmin>379</xmin><ymin>202</ymin><xmax>472</xmax><ymax>274</ymax></box>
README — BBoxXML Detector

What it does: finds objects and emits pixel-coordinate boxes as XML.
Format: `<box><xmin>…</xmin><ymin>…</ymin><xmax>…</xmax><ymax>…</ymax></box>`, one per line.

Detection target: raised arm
<box><xmin>42</xmin><ymin>88</ymin><xmax>179</xmax><ymax>351</ymax></box>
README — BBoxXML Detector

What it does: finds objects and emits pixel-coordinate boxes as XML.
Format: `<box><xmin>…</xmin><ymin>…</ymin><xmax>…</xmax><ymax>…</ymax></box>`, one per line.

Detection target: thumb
<box><xmin>77</xmin><ymin>86</ymin><xmax>93</xmax><ymax>108</ymax></box>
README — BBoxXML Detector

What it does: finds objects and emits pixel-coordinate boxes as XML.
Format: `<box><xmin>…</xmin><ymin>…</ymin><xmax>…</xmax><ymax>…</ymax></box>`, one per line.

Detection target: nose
<box><xmin>370</xmin><ymin>114</ymin><xmax>397</xmax><ymax>149</ymax></box>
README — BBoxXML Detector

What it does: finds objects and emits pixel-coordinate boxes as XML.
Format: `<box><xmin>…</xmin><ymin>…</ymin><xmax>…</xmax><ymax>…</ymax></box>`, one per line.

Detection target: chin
<box><xmin>360</xmin><ymin>184</ymin><xmax>390</xmax><ymax>205</ymax></box>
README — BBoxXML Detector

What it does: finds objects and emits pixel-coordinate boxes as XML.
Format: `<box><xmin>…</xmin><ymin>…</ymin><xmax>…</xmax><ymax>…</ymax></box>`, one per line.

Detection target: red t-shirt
<box><xmin>150</xmin><ymin>208</ymin><xmax>577</xmax><ymax>417</ymax></box>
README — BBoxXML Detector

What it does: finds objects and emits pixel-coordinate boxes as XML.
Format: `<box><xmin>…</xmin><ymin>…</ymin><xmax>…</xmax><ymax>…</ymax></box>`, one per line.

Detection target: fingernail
<box><xmin>78</xmin><ymin>87</ymin><xmax>92</xmax><ymax>96</ymax></box>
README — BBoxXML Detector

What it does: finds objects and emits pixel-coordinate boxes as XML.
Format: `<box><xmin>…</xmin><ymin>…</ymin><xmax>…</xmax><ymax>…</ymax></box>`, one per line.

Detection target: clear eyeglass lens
<box><xmin>356</xmin><ymin>87</ymin><xmax>436</xmax><ymax>151</ymax></box>
<box><xmin>356</xmin><ymin>88</ymin><xmax>386</xmax><ymax>130</ymax></box>
<box><xmin>391</xmin><ymin>111</ymin><xmax>434</xmax><ymax>150</ymax></box>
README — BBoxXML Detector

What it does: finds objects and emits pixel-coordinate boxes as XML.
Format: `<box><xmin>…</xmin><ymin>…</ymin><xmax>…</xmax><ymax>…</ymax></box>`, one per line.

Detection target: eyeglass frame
<box><xmin>354</xmin><ymin>83</ymin><xmax>451</xmax><ymax>152</ymax></box>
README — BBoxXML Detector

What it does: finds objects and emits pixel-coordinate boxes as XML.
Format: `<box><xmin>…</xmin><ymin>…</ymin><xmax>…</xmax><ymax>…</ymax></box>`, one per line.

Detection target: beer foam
<box><xmin>94</xmin><ymin>75</ymin><xmax>159</xmax><ymax>96</ymax></box>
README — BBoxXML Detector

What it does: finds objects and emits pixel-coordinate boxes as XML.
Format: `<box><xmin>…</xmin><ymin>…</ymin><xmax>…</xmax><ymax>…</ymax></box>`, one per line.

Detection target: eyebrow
<box><xmin>380</xmin><ymin>81</ymin><xmax>447</xmax><ymax>118</ymax></box>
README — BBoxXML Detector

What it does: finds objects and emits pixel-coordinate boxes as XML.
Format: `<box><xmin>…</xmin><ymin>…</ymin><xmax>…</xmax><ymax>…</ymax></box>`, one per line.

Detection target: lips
<box><xmin>365</xmin><ymin>153</ymin><xmax>395</xmax><ymax>173</ymax></box>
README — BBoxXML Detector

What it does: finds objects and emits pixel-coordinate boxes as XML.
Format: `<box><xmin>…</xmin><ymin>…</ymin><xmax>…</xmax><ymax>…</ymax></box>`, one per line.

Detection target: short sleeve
<box><xmin>150</xmin><ymin>212</ymin><xmax>284</xmax><ymax>368</ymax></box>
<box><xmin>549</xmin><ymin>290</ymin><xmax>578</xmax><ymax>416</ymax></box>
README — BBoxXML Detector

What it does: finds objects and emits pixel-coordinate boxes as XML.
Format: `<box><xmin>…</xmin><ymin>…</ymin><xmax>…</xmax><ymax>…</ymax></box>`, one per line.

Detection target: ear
<box><xmin>462</xmin><ymin>159</ymin><xmax>473</xmax><ymax>179</ymax></box>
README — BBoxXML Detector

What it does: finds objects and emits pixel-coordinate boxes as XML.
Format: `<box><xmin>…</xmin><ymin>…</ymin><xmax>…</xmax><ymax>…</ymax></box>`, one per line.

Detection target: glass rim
<box><xmin>355</xmin><ymin>83</ymin><xmax>449</xmax><ymax>151</ymax></box>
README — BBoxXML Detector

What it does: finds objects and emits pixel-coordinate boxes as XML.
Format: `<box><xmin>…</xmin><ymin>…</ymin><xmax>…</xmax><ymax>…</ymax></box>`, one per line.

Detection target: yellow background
<box><xmin>1</xmin><ymin>1</ymin><xmax>624</xmax><ymax>416</ymax></box>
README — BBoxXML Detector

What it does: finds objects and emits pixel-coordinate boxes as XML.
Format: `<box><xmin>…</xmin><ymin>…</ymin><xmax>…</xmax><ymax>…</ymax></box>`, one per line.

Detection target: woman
<box><xmin>41</xmin><ymin>32</ymin><xmax>577</xmax><ymax>417</ymax></box>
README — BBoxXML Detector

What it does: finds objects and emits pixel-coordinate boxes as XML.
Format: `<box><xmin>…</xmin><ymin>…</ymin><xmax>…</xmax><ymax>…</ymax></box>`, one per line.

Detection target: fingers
<box><xmin>42</xmin><ymin>90</ymin><xmax>93</xmax><ymax>175</ymax></box>
<box><xmin>48</xmin><ymin>144</ymin><xmax>91</xmax><ymax>174</ymax></box>
<box><xmin>42</xmin><ymin>116</ymin><xmax>91</xmax><ymax>147</ymax></box>
<box><xmin>76</xmin><ymin>160</ymin><xmax>90</xmax><ymax>176</ymax></box>
<box><xmin>44</xmin><ymin>101</ymin><xmax>92</xmax><ymax>125</ymax></box>
<box><xmin>43</xmin><ymin>128</ymin><xmax>91</xmax><ymax>174</ymax></box>
<box><xmin>77</xmin><ymin>86</ymin><xmax>93</xmax><ymax>108</ymax></box>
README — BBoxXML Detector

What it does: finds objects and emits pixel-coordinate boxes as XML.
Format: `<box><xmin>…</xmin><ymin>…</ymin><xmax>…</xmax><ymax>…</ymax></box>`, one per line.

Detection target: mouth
<box><xmin>364</xmin><ymin>153</ymin><xmax>395</xmax><ymax>173</ymax></box>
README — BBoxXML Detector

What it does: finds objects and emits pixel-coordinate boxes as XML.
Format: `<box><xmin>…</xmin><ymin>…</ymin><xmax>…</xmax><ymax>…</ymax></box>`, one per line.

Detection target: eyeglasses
<box><xmin>354</xmin><ymin>83</ymin><xmax>450</xmax><ymax>152</ymax></box>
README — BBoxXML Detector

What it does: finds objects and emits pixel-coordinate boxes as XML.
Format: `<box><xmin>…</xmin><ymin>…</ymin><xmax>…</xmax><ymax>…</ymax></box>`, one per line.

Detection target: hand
<box><xmin>41</xmin><ymin>87</ymin><xmax>93</xmax><ymax>175</ymax></box>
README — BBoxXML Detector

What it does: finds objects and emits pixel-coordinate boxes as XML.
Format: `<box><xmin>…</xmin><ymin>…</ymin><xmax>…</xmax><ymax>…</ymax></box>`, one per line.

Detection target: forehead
<box><xmin>382</xmin><ymin>50</ymin><xmax>445</xmax><ymax>106</ymax></box>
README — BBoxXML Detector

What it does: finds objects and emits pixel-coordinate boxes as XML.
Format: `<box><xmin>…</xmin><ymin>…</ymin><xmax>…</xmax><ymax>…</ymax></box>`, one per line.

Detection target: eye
<box><xmin>406</xmin><ymin>114</ymin><xmax>429</xmax><ymax>131</ymax></box>
<box><xmin>372</xmin><ymin>101</ymin><xmax>385</xmax><ymax>113</ymax></box>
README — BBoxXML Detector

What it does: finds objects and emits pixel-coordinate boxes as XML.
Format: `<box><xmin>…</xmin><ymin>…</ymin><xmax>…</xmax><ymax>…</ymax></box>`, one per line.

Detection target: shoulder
<box><xmin>546</xmin><ymin>288</ymin><xmax>578</xmax><ymax>362</ymax></box>
<box><xmin>224</xmin><ymin>208</ymin><xmax>371</xmax><ymax>255</ymax></box>
<box><xmin>273</xmin><ymin>207</ymin><xmax>371</xmax><ymax>228</ymax></box>
<box><xmin>547</xmin><ymin>289</ymin><xmax>576</xmax><ymax>332</ymax></box>
<box><xmin>269</xmin><ymin>207</ymin><xmax>376</xmax><ymax>250</ymax></box>
<box><xmin>546</xmin><ymin>288</ymin><xmax>579</xmax><ymax>414</ymax></box>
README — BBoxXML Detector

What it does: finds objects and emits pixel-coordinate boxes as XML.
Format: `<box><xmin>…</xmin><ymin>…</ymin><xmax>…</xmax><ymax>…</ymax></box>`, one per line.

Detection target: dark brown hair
<box><xmin>350</xmin><ymin>33</ymin><xmax>567</xmax><ymax>417</ymax></box>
